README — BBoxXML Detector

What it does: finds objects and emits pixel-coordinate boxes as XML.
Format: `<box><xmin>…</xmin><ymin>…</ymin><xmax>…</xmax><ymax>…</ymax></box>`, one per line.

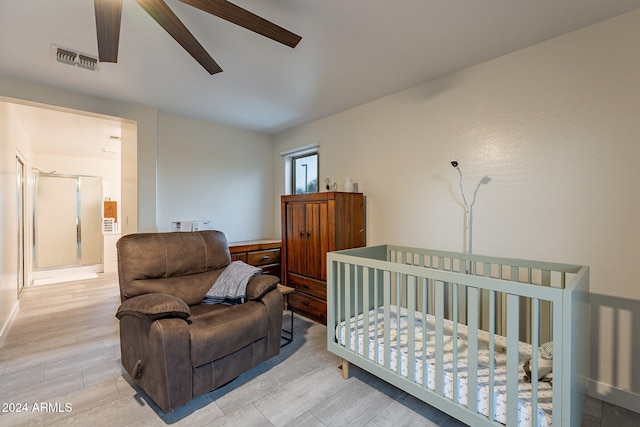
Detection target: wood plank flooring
<box><xmin>1</xmin><ymin>274</ymin><xmax>638</xmax><ymax>426</ymax></box>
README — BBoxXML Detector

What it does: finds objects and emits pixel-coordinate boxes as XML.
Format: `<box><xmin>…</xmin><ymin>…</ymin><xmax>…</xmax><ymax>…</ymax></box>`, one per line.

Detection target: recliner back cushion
<box><xmin>118</xmin><ymin>230</ymin><xmax>231</xmax><ymax>304</ymax></box>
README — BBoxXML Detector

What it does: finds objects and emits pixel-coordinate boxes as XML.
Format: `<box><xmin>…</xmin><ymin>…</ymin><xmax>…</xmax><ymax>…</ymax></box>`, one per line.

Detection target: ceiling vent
<box><xmin>52</xmin><ymin>45</ymin><xmax>99</xmax><ymax>71</ymax></box>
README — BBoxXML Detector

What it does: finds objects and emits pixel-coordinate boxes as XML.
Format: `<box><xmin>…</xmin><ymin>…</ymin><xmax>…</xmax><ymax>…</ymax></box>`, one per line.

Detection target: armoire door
<box><xmin>286</xmin><ymin>202</ymin><xmax>307</xmax><ymax>276</ymax></box>
<box><xmin>304</xmin><ymin>201</ymin><xmax>328</xmax><ymax>280</ymax></box>
<box><xmin>285</xmin><ymin>201</ymin><xmax>329</xmax><ymax>280</ymax></box>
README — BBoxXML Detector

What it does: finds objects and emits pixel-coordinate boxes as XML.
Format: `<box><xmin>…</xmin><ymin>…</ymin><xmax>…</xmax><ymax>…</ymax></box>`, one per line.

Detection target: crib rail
<box><xmin>327</xmin><ymin>245</ymin><xmax>590</xmax><ymax>427</ymax></box>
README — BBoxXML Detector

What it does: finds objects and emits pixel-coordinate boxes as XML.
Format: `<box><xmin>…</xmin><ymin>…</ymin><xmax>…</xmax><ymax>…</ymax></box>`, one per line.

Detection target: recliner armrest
<box><xmin>116</xmin><ymin>293</ymin><xmax>191</xmax><ymax>322</ymax></box>
<box><xmin>246</xmin><ymin>274</ymin><xmax>279</xmax><ymax>301</ymax></box>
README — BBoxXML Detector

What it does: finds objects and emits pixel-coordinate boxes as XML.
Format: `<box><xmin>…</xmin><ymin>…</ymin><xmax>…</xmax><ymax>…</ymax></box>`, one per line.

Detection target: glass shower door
<box><xmin>34</xmin><ymin>174</ymin><xmax>103</xmax><ymax>270</ymax></box>
<box><xmin>35</xmin><ymin>175</ymin><xmax>78</xmax><ymax>269</ymax></box>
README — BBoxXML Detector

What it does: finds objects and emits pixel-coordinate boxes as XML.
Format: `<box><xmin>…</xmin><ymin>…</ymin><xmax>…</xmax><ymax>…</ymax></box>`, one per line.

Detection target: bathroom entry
<box><xmin>16</xmin><ymin>155</ymin><xmax>26</xmax><ymax>296</ymax></box>
<box><xmin>34</xmin><ymin>173</ymin><xmax>103</xmax><ymax>270</ymax></box>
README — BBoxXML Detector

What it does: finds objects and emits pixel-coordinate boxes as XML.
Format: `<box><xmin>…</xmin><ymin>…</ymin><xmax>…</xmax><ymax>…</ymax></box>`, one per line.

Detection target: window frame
<box><xmin>291</xmin><ymin>151</ymin><xmax>319</xmax><ymax>195</ymax></box>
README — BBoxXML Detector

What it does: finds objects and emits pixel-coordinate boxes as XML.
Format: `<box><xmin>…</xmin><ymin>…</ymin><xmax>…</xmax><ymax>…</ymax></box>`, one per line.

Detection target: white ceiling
<box><xmin>1</xmin><ymin>0</ymin><xmax>639</xmax><ymax>136</ymax></box>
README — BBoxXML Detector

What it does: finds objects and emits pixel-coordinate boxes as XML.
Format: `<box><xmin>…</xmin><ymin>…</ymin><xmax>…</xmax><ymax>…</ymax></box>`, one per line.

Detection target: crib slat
<box><xmin>396</xmin><ymin>273</ymin><xmax>402</xmax><ymax>377</ymax></box>
<box><xmin>532</xmin><ymin>298</ymin><xmax>540</xmax><ymax>427</ymax></box>
<box><xmin>336</xmin><ymin>261</ymin><xmax>344</xmax><ymax>351</ymax></box>
<box><xmin>356</xmin><ymin>265</ymin><xmax>362</xmax><ymax>356</ymax></box>
<box><xmin>354</xmin><ymin>265</ymin><xmax>369</xmax><ymax>357</ymax></box>
<box><xmin>506</xmin><ymin>294</ymin><xmax>520</xmax><ymax>426</ymax></box>
<box><xmin>488</xmin><ymin>290</ymin><xmax>496</xmax><ymax>422</ymax></box>
<box><xmin>435</xmin><ymin>280</ymin><xmax>445</xmax><ymax>395</ymax></box>
<box><xmin>374</xmin><ymin>268</ymin><xmax>381</xmax><ymax>365</ymax></box>
<box><xmin>362</xmin><ymin>267</ymin><xmax>370</xmax><ymax>360</ymax></box>
<box><xmin>383</xmin><ymin>271</ymin><xmax>391</xmax><ymax>371</ymax></box>
<box><xmin>407</xmin><ymin>275</ymin><xmax>416</xmax><ymax>383</ymax></box>
<box><xmin>467</xmin><ymin>286</ymin><xmax>479</xmax><ymax>415</ymax></box>
<box><xmin>452</xmin><ymin>283</ymin><xmax>459</xmax><ymax>404</ymax></box>
<box><xmin>422</xmin><ymin>277</ymin><xmax>429</xmax><ymax>388</ymax></box>
<box><xmin>345</xmin><ymin>263</ymin><xmax>352</xmax><ymax>354</ymax></box>
<box><xmin>553</xmin><ymin>298</ymin><xmax>564</xmax><ymax>426</ymax></box>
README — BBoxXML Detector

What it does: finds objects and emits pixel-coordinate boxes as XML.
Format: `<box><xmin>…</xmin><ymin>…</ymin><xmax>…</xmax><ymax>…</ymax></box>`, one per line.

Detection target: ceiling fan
<box><xmin>94</xmin><ymin>0</ymin><xmax>302</xmax><ymax>74</ymax></box>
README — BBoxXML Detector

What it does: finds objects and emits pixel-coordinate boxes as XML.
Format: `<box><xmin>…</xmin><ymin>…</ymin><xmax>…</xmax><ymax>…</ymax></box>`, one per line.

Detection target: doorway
<box><xmin>4</xmin><ymin>98</ymin><xmax>138</xmax><ymax>287</ymax></box>
<box><xmin>16</xmin><ymin>154</ymin><xmax>26</xmax><ymax>296</ymax></box>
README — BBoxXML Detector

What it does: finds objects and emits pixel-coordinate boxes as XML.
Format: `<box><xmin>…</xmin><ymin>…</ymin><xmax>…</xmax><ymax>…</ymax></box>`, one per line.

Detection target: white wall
<box><xmin>156</xmin><ymin>112</ymin><xmax>274</xmax><ymax>242</ymax></box>
<box><xmin>273</xmin><ymin>10</ymin><xmax>640</xmax><ymax>410</ymax></box>
<box><xmin>0</xmin><ymin>102</ymin><xmax>32</xmax><ymax>344</ymax></box>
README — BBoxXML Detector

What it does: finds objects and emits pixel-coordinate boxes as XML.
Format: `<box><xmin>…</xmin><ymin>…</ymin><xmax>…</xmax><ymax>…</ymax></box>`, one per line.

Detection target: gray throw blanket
<box><xmin>202</xmin><ymin>261</ymin><xmax>262</xmax><ymax>305</ymax></box>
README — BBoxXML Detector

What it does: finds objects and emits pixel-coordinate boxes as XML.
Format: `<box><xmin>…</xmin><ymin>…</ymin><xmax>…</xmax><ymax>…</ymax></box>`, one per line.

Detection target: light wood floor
<box><xmin>1</xmin><ymin>274</ymin><xmax>638</xmax><ymax>426</ymax></box>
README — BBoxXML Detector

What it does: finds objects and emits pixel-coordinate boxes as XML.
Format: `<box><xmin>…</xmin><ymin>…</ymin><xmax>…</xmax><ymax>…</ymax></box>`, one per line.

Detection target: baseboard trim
<box><xmin>0</xmin><ymin>300</ymin><xmax>20</xmax><ymax>348</ymax></box>
<box><xmin>589</xmin><ymin>379</ymin><xmax>640</xmax><ymax>414</ymax></box>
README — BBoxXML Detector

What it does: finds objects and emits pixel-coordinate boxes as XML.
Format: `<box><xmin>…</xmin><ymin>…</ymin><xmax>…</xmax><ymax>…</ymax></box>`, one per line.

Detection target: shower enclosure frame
<box><xmin>32</xmin><ymin>172</ymin><xmax>103</xmax><ymax>271</ymax></box>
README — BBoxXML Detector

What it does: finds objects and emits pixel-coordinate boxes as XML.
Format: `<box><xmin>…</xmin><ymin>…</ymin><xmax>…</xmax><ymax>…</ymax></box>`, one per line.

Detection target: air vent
<box><xmin>52</xmin><ymin>45</ymin><xmax>99</xmax><ymax>71</ymax></box>
<box><xmin>77</xmin><ymin>54</ymin><xmax>98</xmax><ymax>70</ymax></box>
<box><xmin>56</xmin><ymin>47</ymin><xmax>77</xmax><ymax>65</ymax></box>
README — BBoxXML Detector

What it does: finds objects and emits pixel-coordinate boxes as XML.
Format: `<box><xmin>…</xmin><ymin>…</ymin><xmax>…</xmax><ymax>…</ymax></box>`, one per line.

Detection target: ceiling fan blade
<box><xmin>94</xmin><ymin>0</ymin><xmax>123</xmax><ymax>62</ymax></box>
<box><xmin>135</xmin><ymin>0</ymin><xmax>223</xmax><ymax>74</ymax></box>
<box><xmin>179</xmin><ymin>0</ymin><xmax>302</xmax><ymax>48</ymax></box>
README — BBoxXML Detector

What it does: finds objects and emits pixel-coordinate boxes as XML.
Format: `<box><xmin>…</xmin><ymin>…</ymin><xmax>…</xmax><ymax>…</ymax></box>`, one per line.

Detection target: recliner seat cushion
<box><xmin>188</xmin><ymin>302</ymin><xmax>269</xmax><ymax>367</ymax></box>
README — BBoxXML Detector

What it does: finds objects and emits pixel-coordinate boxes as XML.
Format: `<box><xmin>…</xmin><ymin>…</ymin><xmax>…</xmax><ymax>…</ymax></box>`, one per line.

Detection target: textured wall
<box><xmin>273</xmin><ymin>10</ymin><xmax>640</xmax><ymax>409</ymax></box>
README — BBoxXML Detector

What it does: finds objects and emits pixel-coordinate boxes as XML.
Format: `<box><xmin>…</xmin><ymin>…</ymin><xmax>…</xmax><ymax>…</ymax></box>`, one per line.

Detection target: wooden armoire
<box><xmin>281</xmin><ymin>192</ymin><xmax>365</xmax><ymax>324</ymax></box>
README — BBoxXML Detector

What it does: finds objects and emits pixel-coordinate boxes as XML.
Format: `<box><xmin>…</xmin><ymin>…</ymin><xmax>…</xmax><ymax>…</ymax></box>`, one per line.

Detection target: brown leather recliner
<box><xmin>115</xmin><ymin>230</ymin><xmax>283</xmax><ymax>412</ymax></box>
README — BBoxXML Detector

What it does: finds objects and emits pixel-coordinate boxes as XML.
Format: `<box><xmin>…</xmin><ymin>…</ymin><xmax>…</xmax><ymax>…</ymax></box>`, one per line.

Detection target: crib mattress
<box><xmin>336</xmin><ymin>306</ymin><xmax>552</xmax><ymax>427</ymax></box>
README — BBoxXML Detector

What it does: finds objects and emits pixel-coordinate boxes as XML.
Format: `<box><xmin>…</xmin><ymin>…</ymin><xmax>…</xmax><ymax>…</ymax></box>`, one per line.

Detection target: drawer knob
<box><xmin>262</xmin><ymin>255</ymin><xmax>270</xmax><ymax>260</ymax></box>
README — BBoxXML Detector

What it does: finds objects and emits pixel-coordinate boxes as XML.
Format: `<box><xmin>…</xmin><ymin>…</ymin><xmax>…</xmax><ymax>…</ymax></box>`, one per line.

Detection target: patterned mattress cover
<box><xmin>336</xmin><ymin>306</ymin><xmax>553</xmax><ymax>427</ymax></box>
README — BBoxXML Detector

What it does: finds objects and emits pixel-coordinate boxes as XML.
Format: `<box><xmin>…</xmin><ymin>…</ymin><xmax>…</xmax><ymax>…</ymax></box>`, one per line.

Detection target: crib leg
<box><xmin>341</xmin><ymin>359</ymin><xmax>349</xmax><ymax>379</ymax></box>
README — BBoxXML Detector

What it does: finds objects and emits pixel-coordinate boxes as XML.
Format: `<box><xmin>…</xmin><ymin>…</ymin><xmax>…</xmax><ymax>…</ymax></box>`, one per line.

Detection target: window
<box><xmin>281</xmin><ymin>144</ymin><xmax>319</xmax><ymax>195</ymax></box>
<box><xmin>292</xmin><ymin>152</ymin><xmax>318</xmax><ymax>194</ymax></box>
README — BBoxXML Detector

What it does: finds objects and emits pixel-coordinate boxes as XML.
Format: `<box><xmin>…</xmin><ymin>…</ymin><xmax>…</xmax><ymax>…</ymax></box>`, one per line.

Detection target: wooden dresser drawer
<box><xmin>261</xmin><ymin>263</ymin><xmax>281</xmax><ymax>278</ymax></box>
<box><xmin>228</xmin><ymin>240</ymin><xmax>281</xmax><ymax>280</ymax></box>
<box><xmin>294</xmin><ymin>292</ymin><xmax>327</xmax><ymax>325</ymax></box>
<box><xmin>230</xmin><ymin>253</ymin><xmax>247</xmax><ymax>262</ymax></box>
<box><xmin>288</xmin><ymin>273</ymin><xmax>326</xmax><ymax>300</ymax></box>
<box><xmin>247</xmin><ymin>249</ymin><xmax>281</xmax><ymax>266</ymax></box>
